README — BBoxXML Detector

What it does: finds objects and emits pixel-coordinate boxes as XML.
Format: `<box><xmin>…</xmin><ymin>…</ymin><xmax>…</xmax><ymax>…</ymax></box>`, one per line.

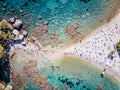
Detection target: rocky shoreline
<box><xmin>0</xmin><ymin>17</ymin><xmax>29</xmax><ymax>89</ymax></box>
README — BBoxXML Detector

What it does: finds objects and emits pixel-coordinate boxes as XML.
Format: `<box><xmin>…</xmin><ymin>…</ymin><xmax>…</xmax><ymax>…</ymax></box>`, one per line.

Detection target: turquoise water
<box><xmin>0</xmin><ymin>0</ymin><xmax>119</xmax><ymax>39</ymax></box>
<box><xmin>47</xmin><ymin>57</ymin><xmax>120</xmax><ymax>90</ymax></box>
<box><xmin>1</xmin><ymin>0</ymin><xmax>120</xmax><ymax>90</ymax></box>
<box><xmin>10</xmin><ymin>54</ymin><xmax>120</xmax><ymax>90</ymax></box>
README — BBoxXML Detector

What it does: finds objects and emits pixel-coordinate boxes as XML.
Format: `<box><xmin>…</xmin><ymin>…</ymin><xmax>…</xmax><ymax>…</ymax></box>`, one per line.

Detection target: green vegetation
<box><xmin>110</xmin><ymin>50</ymin><xmax>115</xmax><ymax>54</ymax></box>
<box><xmin>0</xmin><ymin>19</ymin><xmax>13</xmax><ymax>49</ymax></box>
<box><xmin>116</xmin><ymin>41</ymin><xmax>120</xmax><ymax>52</ymax></box>
<box><xmin>0</xmin><ymin>19</ymin><xmax>13</xmax><ymax>85</ymax></box>
<box><xmin>0</xmin><ymin>44</ymin><xmax>4</xmax><ymax>59</ymax></box>
<box><xmin>0</xmin><ymin>19</ymin><xmax>13</xmax><ymax>33</ymax></box>
<box><xmin>0</xmin><ymin>86</ymin><xmax>2</xmax><ymax>90</ymax></box>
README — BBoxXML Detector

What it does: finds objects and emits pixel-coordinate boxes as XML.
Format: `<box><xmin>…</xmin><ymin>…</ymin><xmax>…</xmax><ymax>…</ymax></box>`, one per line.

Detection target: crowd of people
<box><xmin>65</xmin><ymin>13</ymin><xmax>120</xmax><ymax>76</ymax></box>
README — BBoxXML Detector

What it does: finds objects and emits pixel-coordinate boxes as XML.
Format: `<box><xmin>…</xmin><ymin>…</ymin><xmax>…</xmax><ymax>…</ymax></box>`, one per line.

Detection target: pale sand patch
<box><xmin>44</xmin><ymin>10</ymin><xmax>120</xmax><ymax>61</ymax></box>
<box><xmin>43</xmin><ymin>11</ymin><xmax>120</xmax><ymax>82</ymax></box>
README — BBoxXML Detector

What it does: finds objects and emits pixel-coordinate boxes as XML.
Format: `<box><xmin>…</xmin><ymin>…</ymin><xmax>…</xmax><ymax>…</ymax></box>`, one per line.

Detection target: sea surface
<box><xmin>10</xmin><ymin>54</ymin><xmax>120</xmax><ymax>90</ymax></box>
<box><xmin>0</xmin><ymin>0</ymin><xmax>120</xmax><ymax>90</ymax></box>
<box><xmin>0</xmin><ymin>0</ymin><xmax>120</xmax><ymax>40</ymax></box>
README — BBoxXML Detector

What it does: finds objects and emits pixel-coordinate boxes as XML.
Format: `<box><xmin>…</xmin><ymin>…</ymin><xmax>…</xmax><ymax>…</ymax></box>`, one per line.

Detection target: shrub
<box><xmin>116</xmin><ymin>41</ymin><xmax>120</xmax><ymax>52</ymax></box>
<box><xmin>0</xmin><ymin>44</ymin><xmax>5</xmax><ymax>59</ymax></box>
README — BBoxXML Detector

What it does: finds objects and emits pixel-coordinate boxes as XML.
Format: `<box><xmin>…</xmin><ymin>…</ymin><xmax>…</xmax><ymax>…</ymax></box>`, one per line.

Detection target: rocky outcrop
<box><xmin>64</xmin><ymin>21</ymin><xmax>84</xmax><ymax>41</ymax></box>
<box><xmin>13</xmin><ymin>19</ymin><xmax>23</xmax><ymax>30</ymax></box>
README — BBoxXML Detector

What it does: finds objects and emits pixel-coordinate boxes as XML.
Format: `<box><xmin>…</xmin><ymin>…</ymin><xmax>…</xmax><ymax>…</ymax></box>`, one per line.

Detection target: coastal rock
<box><xmin>34</xmin><ymin>76</ymin><xmax>49</xmax><ymax>90</ymax></box>
<box><xmin>8</xmin><ymin>17</ymin><xmax>16</xmax><ymax>24</ymax></box>
<box><xmin>0</xmin><ymin>19</ymin><xmax>13</xmax><ymax>31</ymax></box>
<box><xmin>44</xmin><ymin>21</ymin><xmax>49</xmax><ymax>25</ymax></box>
<box><xmin>38</xmin><ymin>16</ymin><xmax>42</xmax><ymax>20</ymax></box>
<box><xmin>12</xmin><ymin>29</ymin><xmax>19</xmax><ymax>36</ymax></box>
<box><xmin>81</xmin><ymin>14</ymin><xmax>87</xmax><ymax>19</ymax></box>
<box><xmin>0</xmin><ymin>83</ymin><xmax>5</xmax><ymax>89</ymax></box>
<box><xmin>10</xmin><ymin>9</ymin><xmax>15</xmax><ymax>12</ymax></box>
<box><xmin>3</xmin><ymin>3</ymin><xmax>6</xmax><ymax>7</ymax></box>
<box><xmin>2</xmin><ymin>8</ymin><xmax>6</xmax><ymax>11</ymax></box>
<box><xmin>0</xmin><ymin>18</ymin><xmax>2</xmax><ymax>22</ymax></box>
<box><xmin>33</xmin><ymin>25</ymin><xmax>48</xmax><ymax>36</ymax></box>
<box><xmin>19</xmin><ymin>9</ymin><xmax>24</xmax><ymax>14</ymax></box>
<box><xmin>42</xmin><ymin>25</ymin><xmax>48</xmax><ymax>32</ymax></box>
<box><xmin>4</xmin><ymin>85</ymin><xmax>13</xmax><ymax>90</ymax></box>
<box><xmin>64</xmin><ymin>23</ymin><xmax>74</xmax><ymax>34</ymax></box>
<box><xmin>64</xmin><ymin>22</ymin><xmax>83</xmax><ymax>41</ymax></box>
<box><xmin>22</xmin><ymin>30</ymin><xmax>28</xmax><ymax>37</ymax></box>
<box><xmin>13</xmin><ymin>19</ymin><xmax>23</xmax><ymax>30</ymax></box>
<box><xmin>17</xmin><ymin>34</ymin><xmax>24</xmax><ymax>40</ymax></box>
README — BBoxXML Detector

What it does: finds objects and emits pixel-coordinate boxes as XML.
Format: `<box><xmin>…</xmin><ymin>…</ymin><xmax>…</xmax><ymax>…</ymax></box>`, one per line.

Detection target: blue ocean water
<box><xmin>0</xmin><ymin>0</ymin><xmax>119</xmax><ymax>39</ymax></box>
<box><xmin>22</xmin><ymin>56</ymin><xmax>120</xmax><ymax>90</ymax></box>
<box><xmin>9</xmin><ymin>54</ymin><xmax>120</xmax><ymax>90</ymax></box>
<box><xmin>0</xmin><ymin>0</ymin><xmax>120</xmax><ymax>90</ymax></box>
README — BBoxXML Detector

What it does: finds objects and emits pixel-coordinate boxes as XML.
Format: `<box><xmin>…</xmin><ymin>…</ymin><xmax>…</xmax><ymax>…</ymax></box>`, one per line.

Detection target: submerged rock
<box><xmin>79</xmin><ymin>0</ymin><xmax>91</xmax><ymax>3</ymax></box>
<box><xmin>10</xmin><ymin>9</ymin><xmax>15</xmax><ymax>13</ymax></box>
<box><xmin>44</xmin><ymin>21</ymin><xmax>49</xmax><ymax>25</ymax></box>
<box><xmin>4</xmin><ymin>85</ymin><xmax>13</xmax><ymax>90</ymax></box>
<box><xmin>19</xmin><ymin>9</ymin><xmax>24</xmax><ymax>14</ymax></box>
<box><xmin>1</xmin><ymin>8</ymin><xmax>6</xmax><ymax>12</ymax></box>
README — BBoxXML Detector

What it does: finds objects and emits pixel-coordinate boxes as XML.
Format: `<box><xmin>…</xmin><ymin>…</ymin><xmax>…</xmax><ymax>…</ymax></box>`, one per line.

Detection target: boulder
<box><xmin>18</xmin><ymin>34</ymin><xmax>24</xmax><ymax>40</ymax></box>
<box><xmin>22</xmin><ymin>30</ymin><xmax>28</xmax><ymax>37</ymax></box>
<box><xmin>38</xmin><ymin>16</ymin><xmax>42</xmax><ymax>20</ymax></box>
<box><xmin>12</xmin><ymin>29</ymin><xmax>19</xmax><ymax>36</ymax></box>
<box><xmin>4</xmin><ymin>85</ymin><xmax>13</xmax><ymax>90</ymax></box>
<box><xmin>2</xmin><ymin>8</ymin><xmax>6</xmax><ymax>11</ymax></box>
<box><xmin>0</xmin><ymin>19</ymin><xmax>13</xmax><ymax>32</ymax></box>
<box><xmin>19</xmin><ymin>9</ymin><xmax>24</xmax><ymax>14</ymax></box>
<box><xmin>13</xmin><ymin>19</ymin><xmax>23</xmax><ymax>30</ymax></box>
<box><xmin>43</xmin><ymin>21</ymin><xmax>49</xmax><ymax>25</ymax></box>
<box><xmin>8</xmin><ymin>17</ymin><xmax>16</xmax><ymax>24</ymax></box>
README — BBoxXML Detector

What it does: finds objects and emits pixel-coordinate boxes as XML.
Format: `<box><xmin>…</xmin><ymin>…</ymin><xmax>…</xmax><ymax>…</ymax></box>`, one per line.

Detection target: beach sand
<box><xmin>8</xmin><ymin>10</ymin><xmax>120</xmax><ymax>89</ymax></box>
<box><xmin>43</xmin><ymin>10</ymin><xmax>120</xmax><ymax>83</ymax></box>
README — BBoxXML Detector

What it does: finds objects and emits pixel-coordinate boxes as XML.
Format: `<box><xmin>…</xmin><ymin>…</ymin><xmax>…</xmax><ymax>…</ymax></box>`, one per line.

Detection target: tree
<box><xmin>116</xmin><ymin>41</ymin><xmax>120</xmax><ymax>52</ymax></box>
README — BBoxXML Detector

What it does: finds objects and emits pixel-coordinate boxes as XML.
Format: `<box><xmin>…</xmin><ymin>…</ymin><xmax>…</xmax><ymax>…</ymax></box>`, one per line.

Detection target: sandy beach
<box><xmin>43</xmin><ymin>10</ymin><xmax>120</xmax><ymax>82</ymax></box>
<box><xmin>1</xmin><ymin>0</ymin><xmax>120</xmax><ymax>89</ymax></box>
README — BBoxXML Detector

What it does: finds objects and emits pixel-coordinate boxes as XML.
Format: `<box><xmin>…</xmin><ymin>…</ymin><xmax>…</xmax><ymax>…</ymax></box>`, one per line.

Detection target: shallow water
<box><xmin>10</xmin><ymin>51</ymin><xmax>120</xmax><ymax>90</ymax></box>
<box><xmin>1</xmin><ymin>0</ymin><xmax>120</xmax><ymax>90</ymax></box>
<box><xmin>22</xmin><ymin>56</ymin><xmax>120</xmax><ymax>90</ymax></box>
<box><xmin>0</xmin><ymin>0</ymin><xmax>120</xmax><ymax>39</ymax></box>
